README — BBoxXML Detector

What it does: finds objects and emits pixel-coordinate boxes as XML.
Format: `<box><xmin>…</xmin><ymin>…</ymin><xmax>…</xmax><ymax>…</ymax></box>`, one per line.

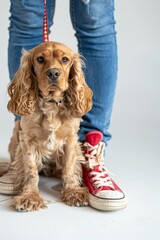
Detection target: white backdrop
<box><xmin>0</xmin><ymin>0</ymin><xmax>159</xmax><ymax>161</ymax></box>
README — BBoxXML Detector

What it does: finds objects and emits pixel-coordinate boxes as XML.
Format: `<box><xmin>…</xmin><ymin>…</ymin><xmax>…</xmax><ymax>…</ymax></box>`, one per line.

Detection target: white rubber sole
<box><xmin>0</xmin><ymin>162</ymin><xmax>21</xmax><ymax>195</ymax></box>
<box><xmin>89</xmin><ymin>193</ymin><xmax>127</xmax><ymax>211</ymax></box>
<box><xmin>0</xmin><ymin>183</ymin><xmax>20</xmax><ymax>195</ymax></box>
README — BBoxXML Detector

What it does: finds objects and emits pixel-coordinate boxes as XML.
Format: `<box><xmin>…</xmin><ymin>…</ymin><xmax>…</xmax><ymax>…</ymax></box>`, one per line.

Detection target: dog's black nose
<box><xmin>46</xmin><ymin>68</ymin><xmax>60</xmax><ymax>81</ymax></box>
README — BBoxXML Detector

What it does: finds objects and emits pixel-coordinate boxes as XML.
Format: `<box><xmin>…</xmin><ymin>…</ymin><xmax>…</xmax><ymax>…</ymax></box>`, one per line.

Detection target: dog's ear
<box><xmin>66</xmin><ymin>54</ymin><xmax>92</xmax><ymax>118</ymax></box>
<box><xmin>7</xmin><ymin>50</ymin><xmax>37</xmax><ymax>116</ymax></box>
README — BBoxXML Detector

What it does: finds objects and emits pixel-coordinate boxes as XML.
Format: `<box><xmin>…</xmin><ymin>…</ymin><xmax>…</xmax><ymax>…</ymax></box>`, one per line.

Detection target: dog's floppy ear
<box><xmin>66</xmin><ymin>54</ymin><xmax>92</xmax><ymax>118</ymax></box>
<box><xmin>7</xmin><ymin>49</ymin><xmax>37</xmax><ymax>116</ymax></box>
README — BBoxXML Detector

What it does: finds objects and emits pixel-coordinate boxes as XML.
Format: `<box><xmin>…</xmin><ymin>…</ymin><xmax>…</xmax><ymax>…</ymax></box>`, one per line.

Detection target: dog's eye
<box><xmin>37</xmin><ymin>56</ymin><xmax>44</xmax><ymax>64</ymax></box>
<box><xmin>62</xmin><ymin>57</ymin><xmax>69</xmax><ymax>64</ymax></box>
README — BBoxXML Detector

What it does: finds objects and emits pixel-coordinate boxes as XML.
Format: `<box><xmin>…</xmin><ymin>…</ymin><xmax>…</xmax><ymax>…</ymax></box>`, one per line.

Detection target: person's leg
<box><xmin>0</xmin><ymin>0</ymin><xmax>56</xmax><ymax>195</ymax></box>
<box><xmin>70</xmin><ymin>0</ymin><xmax>127</xmax><ymax>211</ymax></box>
<box><xmin>70</xmin><ymin>0</ymin><xmax>118</xmax><ymax>145</ymax></box>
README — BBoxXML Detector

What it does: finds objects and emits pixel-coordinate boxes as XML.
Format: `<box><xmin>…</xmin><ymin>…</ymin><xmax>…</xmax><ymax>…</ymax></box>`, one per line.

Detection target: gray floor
<box><xmin>0</xmin><ymin>134</ymin><xmax>160</xmax><ymax>240</ymax></box>
<box><xmin>0</xmin><ymin>0</ymin><xmax>160</xmax><ymax>239</ymax></box>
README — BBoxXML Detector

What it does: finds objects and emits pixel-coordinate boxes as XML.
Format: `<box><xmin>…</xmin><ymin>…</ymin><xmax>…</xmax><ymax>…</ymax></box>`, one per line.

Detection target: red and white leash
<box><xmin>43</xmin><ymin>0</ymin><xmax>49</xmax><ymax>42</ymax></box>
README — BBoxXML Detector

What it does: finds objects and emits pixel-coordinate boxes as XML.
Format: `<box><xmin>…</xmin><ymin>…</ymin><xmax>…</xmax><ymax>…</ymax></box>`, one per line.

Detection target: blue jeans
<box><xmin>8</xmin><ymin>0</ymin><xmax>118</xmax><ymax>145</ymax></box>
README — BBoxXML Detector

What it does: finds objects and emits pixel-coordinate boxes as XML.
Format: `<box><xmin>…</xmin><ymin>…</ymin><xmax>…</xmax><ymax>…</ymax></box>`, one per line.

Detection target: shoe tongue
<box><xmin>85</xmin><ymin>131</ymin><xmax>103</xmax><ymax>146</ymax></box>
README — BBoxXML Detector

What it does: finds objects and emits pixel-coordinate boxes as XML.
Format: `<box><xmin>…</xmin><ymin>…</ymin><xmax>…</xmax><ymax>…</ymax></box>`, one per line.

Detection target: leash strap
<box><xmin>43</xmin><ymin>0</ymin><xmax>49</xmax><ymax>42</ymax></box>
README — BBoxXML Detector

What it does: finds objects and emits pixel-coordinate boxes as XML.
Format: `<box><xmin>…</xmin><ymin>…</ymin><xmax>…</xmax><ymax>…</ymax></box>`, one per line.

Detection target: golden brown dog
<box><xmin>7</xmin><ymin>41</ymin><xmax>92</xmax><ymax>211</ymax></box>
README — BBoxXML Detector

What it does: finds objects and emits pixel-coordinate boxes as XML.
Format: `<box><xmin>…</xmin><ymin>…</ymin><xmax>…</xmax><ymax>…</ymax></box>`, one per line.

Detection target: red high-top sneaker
<box><xmin>82</xmin><ymin>131</ymin><xmax>127</xmax><ymax>211</ymax></box>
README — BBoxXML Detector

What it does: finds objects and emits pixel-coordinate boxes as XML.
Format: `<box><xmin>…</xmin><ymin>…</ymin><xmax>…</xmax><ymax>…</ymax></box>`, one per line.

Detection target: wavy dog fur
<box><xmin>8</xmin><ymin>41</ymin><xmax>92</xmax><ymax>211</ymax></box>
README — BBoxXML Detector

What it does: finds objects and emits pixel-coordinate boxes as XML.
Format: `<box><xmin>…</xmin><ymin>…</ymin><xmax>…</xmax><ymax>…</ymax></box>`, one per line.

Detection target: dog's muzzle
<box><xmin>46</xmin><ymin>68</ymin><xmax>61</xmax><ymax>81</ymax></box>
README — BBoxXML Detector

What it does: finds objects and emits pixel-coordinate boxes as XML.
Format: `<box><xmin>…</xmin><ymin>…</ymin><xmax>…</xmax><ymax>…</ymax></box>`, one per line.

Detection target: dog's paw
<box><xmin>12</xmin><ymin>192</ymin><xmax>47</xmax><ymax>212</ymax></box>
<box><xmin>62</xmin><ymin>187</ymin><xmax>89</xmax><ymax>207</ymax></box>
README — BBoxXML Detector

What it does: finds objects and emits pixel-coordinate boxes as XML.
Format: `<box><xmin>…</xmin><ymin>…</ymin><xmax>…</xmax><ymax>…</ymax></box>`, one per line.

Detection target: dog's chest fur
<box><xmin>41</xmin><ymin>112</ymin><xmax>65</xmax><ymax>152</ymax></box>
<box><xmin>20</xmin><ymin>110</ymin><xmax>80</xmax><ymax>168</ymax></box>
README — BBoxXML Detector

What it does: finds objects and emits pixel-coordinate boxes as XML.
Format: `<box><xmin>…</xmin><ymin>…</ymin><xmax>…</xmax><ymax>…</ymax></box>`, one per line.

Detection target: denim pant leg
<box><xmin>70</xmin><ymin>0</ymin><xmax>118</xmax><ymax>145</ymax></box>
<box><xmin>8</xmin><ymin>0</ymin><xmax>55</xmax><ymax>121</ymax></box>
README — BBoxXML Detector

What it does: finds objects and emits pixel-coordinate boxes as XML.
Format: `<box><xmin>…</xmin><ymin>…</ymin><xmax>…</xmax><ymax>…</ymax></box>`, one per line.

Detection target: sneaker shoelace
<box><xmin>81</xmin><ymin>142</ymin><xmax>115</xmax><ymax>190</ymax></box>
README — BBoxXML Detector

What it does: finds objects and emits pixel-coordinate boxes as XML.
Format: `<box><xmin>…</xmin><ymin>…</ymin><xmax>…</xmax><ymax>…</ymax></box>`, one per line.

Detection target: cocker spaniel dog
<box><xmin>7</xmin><ymin>41</ymin><xmax>92</xmax><ymax>211</ymax></box>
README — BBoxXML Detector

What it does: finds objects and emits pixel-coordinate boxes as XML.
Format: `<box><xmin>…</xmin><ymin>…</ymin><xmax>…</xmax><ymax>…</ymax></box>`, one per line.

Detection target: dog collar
<box><xmin>52</xmin><ymin>99</ymin><xmax>63</xmax><ymax>106</ymax></box>
<box><xmin>43</xmin><ymin>98</ymin><xmax>63</xmax><ymax>106</ymax></box>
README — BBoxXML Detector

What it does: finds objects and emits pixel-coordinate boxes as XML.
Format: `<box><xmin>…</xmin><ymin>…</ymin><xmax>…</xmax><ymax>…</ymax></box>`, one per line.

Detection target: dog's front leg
<box><xmin>12</xmin><ymin>135</ymin><xmax>46</xmax><ymax>212</ymax></box>
<box><xmin>62</xmin><ymin>139</ymin><xmax>89</xmax><ymax>207</ymax></box>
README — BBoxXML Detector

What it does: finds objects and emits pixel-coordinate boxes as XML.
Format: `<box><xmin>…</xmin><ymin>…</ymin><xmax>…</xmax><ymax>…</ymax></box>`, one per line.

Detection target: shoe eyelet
<box><xmin>93</xmin><ymin>183</ymin><xmax>98</xmax><ymax>189</ymax></box>
<box><xmin>90</xmin><ymin>178</ymin><xmax>94</xmax><ymax>182</ymax></box>
<box><xmin>88</xmin><ymin>173</ymin><xmax>91</xmax><ymax>177</ymax></box>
